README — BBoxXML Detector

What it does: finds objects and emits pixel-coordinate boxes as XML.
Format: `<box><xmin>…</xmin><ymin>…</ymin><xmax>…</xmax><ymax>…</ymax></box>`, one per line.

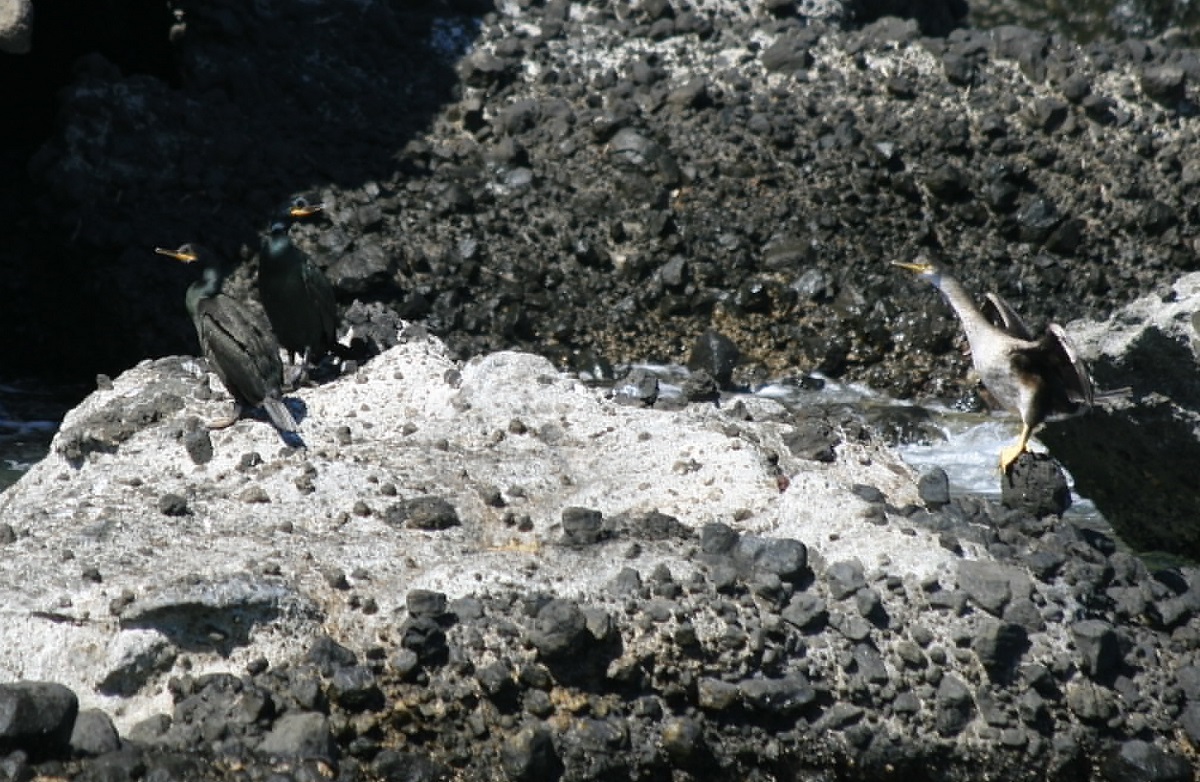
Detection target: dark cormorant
<box><xmin>157</xmin><ymin>244</ymin><xmax>298</xmax><ymax>433</ymax></box>
<box><xmin>258</xmin><ymin>198</ymin><xmax>338</xmax><ymax>377</ymax></box>
<box><xmin>893</xmin><ymin>257</ymin><xmax>1093</xmax><ymax>473</ymax></box>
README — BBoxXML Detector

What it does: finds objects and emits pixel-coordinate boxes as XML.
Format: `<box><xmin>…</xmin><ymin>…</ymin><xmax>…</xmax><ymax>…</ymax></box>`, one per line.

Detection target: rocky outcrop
<box><xmin>1041</xmin><ymin>271</ymin><xmax>1200</xmax><ymax>560</ymax></box>
<box><xmin>5</xmin><ymin>0</ymin><xmax>1200</xmax><ymax>395</ymax></box>
<box><xmin>0</xmin><ymin>329</ymin><xmax>1197</xmax><ymax>779</ymax></box>
<box><xmin>0</xmin><ymin>0</ymin><xmax>32</xmax><ymax>54</ymax></box>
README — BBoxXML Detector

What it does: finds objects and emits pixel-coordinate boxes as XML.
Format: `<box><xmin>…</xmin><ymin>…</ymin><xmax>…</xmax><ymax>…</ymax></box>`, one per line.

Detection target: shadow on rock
<box><xmin>526</xmin><ymin>597</ymin><xmax>622</xmax><ymax>690</ymax></box>
<box><xmin>15</xmin><ymin>0</ymin><xmax>482</xmax><ymax>377</ymax></box>
<box><xmin>1040</xmin><ymin>328</ymin><xmax>1200</xmax><ymax>561</ymax></box>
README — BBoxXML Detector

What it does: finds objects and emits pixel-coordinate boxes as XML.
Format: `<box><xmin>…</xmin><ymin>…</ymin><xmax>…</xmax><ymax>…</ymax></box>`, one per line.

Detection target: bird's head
<box><xmin>891</xmin><ymin>256</ymin><xmax>944</xmax><ymax>287</ymax></box>
<box><xmin>274</xmin><ymin>195</ymin><xmax>324</xmax><ymax>227</ymax></box>
<box><xmin>155</xmin><ymin>244</ymin><xmax>204</xmax><ymax>264</ymax></box>
<box><xmin>156</xmin><ymin>243</ymin><xmax>225</xmax><ymax>293</ymax></box>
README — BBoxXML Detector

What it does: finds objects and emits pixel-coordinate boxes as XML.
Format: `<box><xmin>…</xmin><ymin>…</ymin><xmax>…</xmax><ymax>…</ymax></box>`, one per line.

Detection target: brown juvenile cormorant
<box><xmin>157</xmin><ymin>244</ymin><xmax>298</xmax><ymax>433</ymax></box>
<box><xmin>258</xmin><ymin>198</ymin><xmax>338</xmax><ymax>377</ymax></box>
<box><xmin>893</xmin><ymin>257</ymin><xmax>1093</xmax><ymax>473</ymax></box>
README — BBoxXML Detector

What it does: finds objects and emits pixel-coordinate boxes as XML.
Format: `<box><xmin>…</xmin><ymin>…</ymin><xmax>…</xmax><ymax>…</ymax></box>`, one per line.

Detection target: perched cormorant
<box><xmin>893</xmin><ymin>257</ymin><xmax>1093</xmax><ymax>473</ymax></box>
<box><xmin>157</xmin><ymin>244</ymin><xmax>299</xmax><ymax>433</ymax></box>
<box><xmin>258</xmin><ymin>198</ymin><xmax>338</xmax><ymax>376</ymax></box>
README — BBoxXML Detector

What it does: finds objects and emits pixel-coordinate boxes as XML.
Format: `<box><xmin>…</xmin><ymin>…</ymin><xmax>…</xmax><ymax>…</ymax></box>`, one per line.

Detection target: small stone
<box><xmin>158</xmin><ymin>493</ymin><xmax>189</xmax><ymax>517</ymax></box>
<box><xmin>1139</xmin><ymin>65</ymin><xmax>1186</xmax><ymax>104</ymax></box>
<box><xmin>696</xmin><ymin>677</ymin><xmax>739</xmax><ymax>711</ymax></box>
<box><xmin>407</xmin><ymin>589</ymin><xmax>449</xmax><ymax>618</ymax></box>
<box><xmin>257</xmin><ymin>712</ymin><xmax>334</xmax><ymax>759</ymax></box>
<box><xmin>240</xmin><ymin>485</ymin><xmax>270</xmax><ymax>504</ymax></box>
<box><xmin>971</xmin><ymin>620</ymin><xmax>1029</xmax><ymax>683</ymax></box>
<box><xmin>917</xmin><ymin>467</ymin><xmax>950</xmax><ymax>508</ymax></box>
<box><xmin>1070</xmin><ymin>620</ymin><xmax>1121</xmax><ymax>682</ymax></box>
<box><xmin>0</xmin><ymin>681</ymin><xmax>79</xmax><ymax>753</ymax></box>
<box><xmin>660</xmin><ymin>717</ymin><xmax>707</xmax><ymax>765</ymax></box>
<box><xmin>528</xmin><ymin>599</ymin><xmax>588</xmax><ymax>660</ymax></box>
<box><xmin>825</xmin><ymin>559</ymin><xmax>867</xmax><ymax>600</ymax></box>
<box><xmin>781</xmin><ymin>592</ymin><xmax>827</xmax><ymax>631</ymax></box>
<box><xmin>934</xmin><ymin>675</ymin><xmax>974</xmax><ymax>736</ymax></box>
<box><xmin>1001</xmin><ymin>452</ymin><xmax>1070</xmax><ymax>517</ymax></box>
<box><xmin>1103</xmin><ymin>739</ymin><xmax>1191</xmax><ymax>782</ymax></box>
<box><xmin>958</xmin><ymin>560</ymin><xmax>1030</xmax><ymax>616</ymax></box>
<box><xmin>561</xmin><ymin>506</ymin><xmax>606</xmax><ymax>546</ymax></box>
<box><xmin>734</xmin><ymin>535</ymin><xmax>808</xmax><ymax>583</ymax></box>
<box><xmin>328</xmin><ymin>665</ymin><xmax>384</xmax><ymax>712</ymax></box>
<box><xmin>1065</xmin><ymin>679</ymin><xmax>1116</xmax><ymax>723</ymax></box>
<box><xmin>182</xmin><ymin>425</ymin><xmax>214</xmax><ymax>465</ymax></box>
<box><xmin>738</xmin><ymin>674</ymin><xmax>815</xmax><ymax>716</ymax></box>
<box><xmin>306</xmin><ymin>635</ymin><xmax>357</xmax><ymax>674</ymax></box>
<box><xmin>384</xmin><ymin>496</ymin><xmax>461</xmax><ymax>530</ymax></box>
<box><xmin>500</xmin><ymin>725</ymin><xmax>561</xmax><ymax>782</ymax></box>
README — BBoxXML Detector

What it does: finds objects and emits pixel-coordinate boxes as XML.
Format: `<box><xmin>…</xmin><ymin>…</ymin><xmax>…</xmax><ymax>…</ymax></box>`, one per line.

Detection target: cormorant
<box><xmin>157</xmin><ymin>244</ymin><xmax>299</xmax><ymax>433</ymax></box>
<box><xmin>258</xmin><ymin>198</ymin><xmax>338</xmax><ymax>378</ymax></box>
<box><xmin>893</xmin><ymin>257</ymin><xmax>1093</xmax><ymax>473</ymax></box>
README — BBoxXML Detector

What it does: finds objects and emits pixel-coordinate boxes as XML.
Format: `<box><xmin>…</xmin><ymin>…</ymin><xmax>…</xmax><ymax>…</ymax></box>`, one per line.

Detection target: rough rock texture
<box><xmin>0</xmin><ymin>0</ymin><xmax>32</xmax><ymax>54</ymax></box>
<box><xmin>4</xmin><ymin>0</ymin><xmax>1199</xmax><ymax>397</ymax></box>
<box><xmin>4</xmin><ymin>0</ymin><xmax>1200</xmax><ymax>552</ymax></box>
<box><xmin>1044</xmin><ymin>271</ymin><xmax>1200</xmax><ymax>559</ymax></box>
<box><xmin>0</xmin><ymin>329</ymin><xmax>1198</xmax><ymax>780</ymax></box>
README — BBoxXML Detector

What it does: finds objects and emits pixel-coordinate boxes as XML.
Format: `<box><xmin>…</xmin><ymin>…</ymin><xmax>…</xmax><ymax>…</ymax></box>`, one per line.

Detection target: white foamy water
<box><xmin>895</xmin><ymin>410</ymin><xmax>1104</xmax><ymax>524</ymax></box>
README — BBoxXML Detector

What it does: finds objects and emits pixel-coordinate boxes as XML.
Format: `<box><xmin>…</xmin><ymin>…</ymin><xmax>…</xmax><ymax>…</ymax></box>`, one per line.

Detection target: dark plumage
<box><xmin>157</xmin><ymin>244</ymin><xmax>298</xmax><ymax>433</ymax></box>
<box><xmin>258</xmin><ymin>198</ymin><xmax>338</xmax><ymax>374</ymax></box>
<box><xmin>893</xmin><ymin>257</ymin><xmax>1093</xmax><ymax>473</ymax></box>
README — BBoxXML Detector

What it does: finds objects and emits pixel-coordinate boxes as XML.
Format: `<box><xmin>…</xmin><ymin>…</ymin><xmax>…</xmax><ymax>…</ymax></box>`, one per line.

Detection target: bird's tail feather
<box><xmin>263</xmin><ymin>397</ymin><xmax>299</xmax><ymax>433</ymax></box>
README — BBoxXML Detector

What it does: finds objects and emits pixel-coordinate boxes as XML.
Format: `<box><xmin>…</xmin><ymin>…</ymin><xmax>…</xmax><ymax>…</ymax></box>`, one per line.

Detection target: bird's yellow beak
<box><xmin>155</xmin><ymin>247</ymin><xmax>197</xmax><ymax>263</ymax></box>
<box><xmin>289</xmin><ymin>202</ymin><xmax>325</xmax><ymax>219</ymax></box>
<box><xmin>892</xmin><ymin>260</ymin><xmax>933</xmax><ymax>274</ymax></box>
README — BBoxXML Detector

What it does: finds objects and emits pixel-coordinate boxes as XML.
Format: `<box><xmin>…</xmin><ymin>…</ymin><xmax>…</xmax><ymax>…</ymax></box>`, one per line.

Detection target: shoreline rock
<box><xmin>0</xmin><ymin>329</ymin><xmax>1197</xmax><ymax>779</ymax></box>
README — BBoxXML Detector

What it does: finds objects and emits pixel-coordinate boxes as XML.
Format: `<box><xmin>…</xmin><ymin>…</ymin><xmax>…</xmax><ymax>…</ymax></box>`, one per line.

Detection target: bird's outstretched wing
<box><xmin>981</xmin><ymin>293</ymin><xmax>1035</xmax><ymax>341</ymax></box>
<box><xmin>1016</xmin><ymin>324</ymin><xmax>1094</xmax><ymax>419</ymax></box>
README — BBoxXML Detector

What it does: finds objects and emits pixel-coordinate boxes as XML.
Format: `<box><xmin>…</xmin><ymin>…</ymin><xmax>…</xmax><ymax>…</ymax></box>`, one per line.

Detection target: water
<box><xmin>0</xmin><ymin>380</ymin><xmax>80</xmax><ymax>493</ymax></box>
<box><xmin>895</xmin><ymin>409</ymin><xmax>1105</xmax><ymax>527</ymax></box>
<box><xmin>629</xmin><ymin>362</ymin><xmax>1112</xmax><ymax>529</ymax></box>
<box><xmin>970</xmin><ymin>0</ymin><xmax>1200</xmax><ymax>43</ymax></box>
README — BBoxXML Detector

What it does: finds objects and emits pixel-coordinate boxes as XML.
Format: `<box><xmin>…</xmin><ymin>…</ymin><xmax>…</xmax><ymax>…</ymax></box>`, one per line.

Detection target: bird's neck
<box><xmin>931</xmin><ymin>274</ymin><xmax>991</xmax><ymax>345</ymax></box>
<box><xmin>185</xmin><ymin>266</ymin><xmax>222</xmax><ymax>317</ymax></box>
<box><xmin>263</xmin><ymin>233</ymin><xmax>294</xmax><ymax>265</ymax></box>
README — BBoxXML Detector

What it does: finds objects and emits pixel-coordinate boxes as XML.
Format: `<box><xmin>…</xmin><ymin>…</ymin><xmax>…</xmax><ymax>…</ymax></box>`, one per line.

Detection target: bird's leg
<box><xmin>283</xmin><ymin>358</ymin><xmax>306</xmax><ymax>391</ymax></box>
<box><xmin>295</xmin><ymin>346</ymin><xmax>317</xmax><ymax>386</ymax></box>
<box><xmin>207</xmin><ymin>402</ymin><xmax>244</xmax><ymax>430</ymax></box>
<box><xmin>998</xmin><ymin>422</ymin><xmax>1032</xmax><ymax>474</ymax></box>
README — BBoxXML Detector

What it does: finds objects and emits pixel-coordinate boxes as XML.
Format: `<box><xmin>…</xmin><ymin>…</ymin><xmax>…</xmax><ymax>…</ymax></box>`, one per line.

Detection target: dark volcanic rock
<box><xmin>8</xmin><ymin>2</ymin><xmax>1200</xmax><ymax>780</ymax></box>
<box><xmin>501</xmin><ymin>725</ymin><xmax>562</xmax><ymax>782</ymax></box>
<box><xmin>1000</xmin><ymin>452</ymin><xmax>1071</xmax><ymax>517</ymax></box>
<box><xmin>384</xmin><ymin>496</ymin><xmax>461</xmax><ymax>530</ymax></box>
<box><xmin>0</xmin><ymin>682</ymin><xmax>78</xmax><ymax>756</ymax></box>
<box><xmin>972</xmin><ymin>620</ymin><xmax>1029</xmax><ymax>683</ymax></box>
<box><xmin>257</xmin><ymin>712</ymin><xmax>335</xmax><ymax>760</ymax></box>
<box><xmin>687</xmin><ymin>331</ymin><xmax>740</xmax><ymax>389</ymax></box>
<box><xmin>1103</xmin><ymin>739</ymin><xmax>1192</xmax><ymax>782</ymax></box>
<box><xmin>1040</xmin><ymin>380</ymin><xmax>1200</xmax><ymax>560</ymax></box>
<box><xmin>528</xmin><ymin>599</ymin><xmax>589</xmax><ymax>661</ymax></box>
<box><xmin>1070</xmin><ymin>620</ymin><xmax>1121</xmax><ymax>682</ymax></box>
<box><xmin>68</xmin><ymin>709</ymin><xmax>121</xmax><ymax>758</ymax></box>
<box><xmin>934</xmin><ymin>675</ymin><xmax>974</xmax><ymax>736</ymax></box>
<box><xmin>957</xmin><ymin>560</ymin><xmax>1031</xmax><ymax>616</ymax></box>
